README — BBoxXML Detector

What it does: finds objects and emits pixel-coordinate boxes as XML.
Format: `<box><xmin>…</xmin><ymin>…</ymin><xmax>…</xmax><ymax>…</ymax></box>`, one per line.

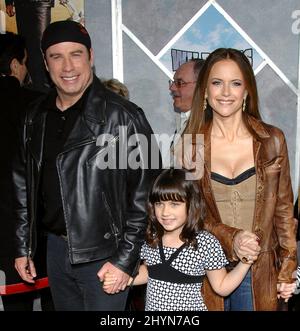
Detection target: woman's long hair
<box><xmin>185</xmin><ymin>48</ymin><xmax>261</xmax><ymax>136</ymax></box>
<box><xmin>147</xmin><ymin>168</ymin><xmax>206</xmax><ymax>249</ymax></box>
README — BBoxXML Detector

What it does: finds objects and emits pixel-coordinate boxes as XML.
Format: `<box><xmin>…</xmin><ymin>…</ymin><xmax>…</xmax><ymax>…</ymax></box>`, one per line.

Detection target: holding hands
<box><xmin>233</xmin><ymin>230</ymin><xmax>296</xmax><ymax>302</ymax></box>
<box><xmin>233</xmin><ymin>230</ymin><xmax>261</xmax><ymax>264</ymax></box>
<box><xmin>97</xmin><ymin>262</ymin><xmax>130</xmax><ymax>294</ymax></box>
<box><xmin>102</xmin><ymin>271</ymin><xmax>133</xmax><ymax>294</ymax></box>
<box><xmin>277</xmin><ymin>282</ymin><xmax>297</xmax><ymax>302</ymax></box>
<box><xmin>5</xmin><ymin>4</ymin><xmax>15</xmax><ymax>17</ymax></box>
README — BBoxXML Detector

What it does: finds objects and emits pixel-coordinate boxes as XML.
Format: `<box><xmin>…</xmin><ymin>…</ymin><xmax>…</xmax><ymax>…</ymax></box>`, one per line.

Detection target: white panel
<box><xmin>295</xmin><ymin>33</ymin><xmax>300</xmax><ymax>197</ymax></box>
<box><xmin>122</xmin><ymin>24</ymin><xmax>173</xmax><ymax>78</ymax></box>
<box><xmin>111</xmin><ymin>0</ymin><xmax>124</xmax><ymax>81</ymax></box>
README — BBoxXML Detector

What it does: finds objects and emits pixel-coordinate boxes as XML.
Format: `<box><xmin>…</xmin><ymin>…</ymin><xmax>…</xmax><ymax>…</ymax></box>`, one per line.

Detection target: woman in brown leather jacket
<box><xmin>184</xmin><ymin>48</ymin><xmax>297</xmax><ymax>310</ymax></box>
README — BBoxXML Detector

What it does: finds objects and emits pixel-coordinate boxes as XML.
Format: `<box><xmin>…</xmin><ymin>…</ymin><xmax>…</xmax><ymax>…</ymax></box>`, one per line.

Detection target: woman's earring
<box><xmin>203</xmin><ymin>98</ymin><xmax>207</xmax><ymax>111</ymax></box>
<box><xmin>242</xmin><ymin>98</ymin><xmax>246</xmax><ymax>112</ymax></box>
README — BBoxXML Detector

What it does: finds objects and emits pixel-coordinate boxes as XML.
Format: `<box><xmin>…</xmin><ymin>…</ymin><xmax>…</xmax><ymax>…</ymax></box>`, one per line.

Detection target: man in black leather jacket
<box><xmin>13</xmin><ymin>21</ymin><xmax>161</xmax><ymax>311</ymax></box>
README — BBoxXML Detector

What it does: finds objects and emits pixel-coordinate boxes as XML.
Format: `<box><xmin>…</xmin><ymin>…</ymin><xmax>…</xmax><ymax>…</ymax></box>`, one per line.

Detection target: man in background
<box><xmin>5</xmin><ymin>0</ymin><xmax>55</xmax><ymax>90</ymax></box>
<box><xmin>0</xmin><ymin>32</ymin><xmax>53</xmax><ymax>311</ymax></box>
<box><xmin>167</xmin><ymin>59</ymin><xmax>204</xmax><ymax>168</ymax></box>
<box><xmin>169</xmin><ymin>59</ymin><xmax>205</xmax><ymax>143</ymax></box>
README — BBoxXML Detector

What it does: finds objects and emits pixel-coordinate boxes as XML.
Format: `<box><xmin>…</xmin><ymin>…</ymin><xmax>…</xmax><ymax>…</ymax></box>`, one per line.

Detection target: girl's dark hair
<box><xmin>0</xmin><ymin>32</ymin><xmax>26</xmax><ymax>75</ymax></box>
<box><xmin>147</xmin><ymin>168</ymin><xmax>206</xmax><ymax>249</ymax></box>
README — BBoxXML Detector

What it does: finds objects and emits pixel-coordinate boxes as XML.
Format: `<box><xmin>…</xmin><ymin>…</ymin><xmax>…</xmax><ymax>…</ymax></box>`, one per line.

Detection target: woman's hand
<box><xmin>233</xmin><ymin>230</ymin><xmax>261</xmax><ymax>263</ymax></box>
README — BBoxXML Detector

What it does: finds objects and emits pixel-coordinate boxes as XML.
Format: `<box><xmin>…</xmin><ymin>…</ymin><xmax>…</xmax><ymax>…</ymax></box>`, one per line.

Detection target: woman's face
<box><xmin>206</xmin><ymin>59</ymin><xmax>248</xmax><ymax>119</ymax></box>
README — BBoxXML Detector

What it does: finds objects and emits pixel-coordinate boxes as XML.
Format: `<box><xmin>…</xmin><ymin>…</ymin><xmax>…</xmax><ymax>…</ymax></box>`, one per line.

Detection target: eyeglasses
<box><xmin>168</xmin><ymin>79</ymin><xmax>196</xmax><ymax>88</ymax></box>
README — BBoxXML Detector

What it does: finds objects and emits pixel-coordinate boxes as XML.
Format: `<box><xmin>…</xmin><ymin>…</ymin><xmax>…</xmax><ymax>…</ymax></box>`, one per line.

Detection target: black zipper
<box><xmin>102</xmin><ymin>192</ymin><xmax>120</xmax><ymax>245</ymax></box>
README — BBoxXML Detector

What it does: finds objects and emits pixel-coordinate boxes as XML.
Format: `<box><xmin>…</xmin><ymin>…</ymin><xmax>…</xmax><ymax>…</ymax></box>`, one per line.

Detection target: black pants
<box><xmin>47</xmin><ymin>233</ymin><xmax>129</xmax><ymax>311</ymax></box>
<box><xmin>14</xmin><ymin>1</ymin><xmax>51</xmax><ymax>91</ymax></box>
<box><xmin>2</xmin><ymin>287</ymin><xmax>54</xmax><ymax>311</ymax></box>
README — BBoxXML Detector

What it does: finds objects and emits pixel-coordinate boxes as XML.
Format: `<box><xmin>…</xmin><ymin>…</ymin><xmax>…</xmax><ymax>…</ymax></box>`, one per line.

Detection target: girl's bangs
<box><xmin>150</xmin><ymin>185</ymin><xmax>187</xmax><ymax>203</ymax></box>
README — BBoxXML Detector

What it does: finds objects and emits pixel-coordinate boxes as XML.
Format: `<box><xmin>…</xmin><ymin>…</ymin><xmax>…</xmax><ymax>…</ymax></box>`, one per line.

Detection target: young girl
<box><xmin>103</xmin><ymin>168</ymin><xmax>255</xmax><ymax>311</ymax></box>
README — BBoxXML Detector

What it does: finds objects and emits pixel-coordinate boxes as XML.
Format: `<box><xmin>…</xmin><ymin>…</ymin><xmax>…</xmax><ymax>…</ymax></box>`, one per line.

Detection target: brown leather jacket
<box><xmin>200</xmin><ymin>116</ymin><xmax>297</xmax><ymax>311</ymax></box>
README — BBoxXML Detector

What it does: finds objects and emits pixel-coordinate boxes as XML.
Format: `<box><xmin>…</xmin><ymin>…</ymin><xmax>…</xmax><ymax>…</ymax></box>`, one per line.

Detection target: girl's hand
<box><xmin>277</xmin><ymin>282</ymin><xmax>296</xmax><ymax>302</ymax></box>
<box><xmin>127</xmin><ymin>277</ymin><xmax>134</xmax><ymax>286</ymax></box>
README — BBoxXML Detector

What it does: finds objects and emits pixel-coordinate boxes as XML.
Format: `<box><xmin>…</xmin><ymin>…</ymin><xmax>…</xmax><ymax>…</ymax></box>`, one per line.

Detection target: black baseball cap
<box><xmin>41</xmin><ymin>20</ymin><xmax>91</xmax><ymax>53</ymax></box>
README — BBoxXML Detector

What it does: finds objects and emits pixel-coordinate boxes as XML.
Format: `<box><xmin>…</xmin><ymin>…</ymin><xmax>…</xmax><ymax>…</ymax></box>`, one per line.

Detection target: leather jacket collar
<box><xmin>26</xmin><ymin>75</ymin><xmax>108</xmax><ymax>165</ymax></box>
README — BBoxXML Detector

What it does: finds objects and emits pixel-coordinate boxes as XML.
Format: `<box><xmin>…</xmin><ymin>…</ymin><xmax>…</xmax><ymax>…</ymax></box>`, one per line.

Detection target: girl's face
<box><xmin>154</xmin><ymin>200</ymin><xmax>187</xmax><ymax>235</ymax></box>
<box><xmin>206</xmin><ymin>59</ymin><xmax>247</xmax><ymax>118</ymax></box>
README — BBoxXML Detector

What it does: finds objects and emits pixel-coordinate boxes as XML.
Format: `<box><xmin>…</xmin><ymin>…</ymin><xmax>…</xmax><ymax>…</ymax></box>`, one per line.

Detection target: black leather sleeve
<box><xmin>109</xmin><ymin>107</ymin><xmax>162</xmax><ymax>275</ymax></box>
<box><xmin>12</xmin><ymin>113</ymin><xmax>31</xmax><ymax>258</ymax></box>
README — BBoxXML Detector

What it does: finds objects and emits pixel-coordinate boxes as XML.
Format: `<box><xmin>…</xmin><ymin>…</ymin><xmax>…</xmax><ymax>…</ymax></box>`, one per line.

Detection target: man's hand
<box><xmin>233</xmin><ymin>230</ymin><xmax>261</xmax><ymax>263</ymax></box>
<box><xmin>102</xmin><ymin>271</ymin><xmax>117</xmax><ymax>293</ymax></box>
<box><xmin>98</xmin><ymin>262</ymin><xmax>130</xmax><ymax>294</ymax></box>
<box><xmin>102</xmin><ymin>271</ymin><xmax>133</xmax><ymax>294</ymax></box>
<box><xmin>6</xmin><ymin>4</ymin><xmax>15</xmax><ymax>17</ymax></box>
<box><xmin>15</xmin><ymin>256</ymin><xmax>36</xmax><ymax>283</ymax></box>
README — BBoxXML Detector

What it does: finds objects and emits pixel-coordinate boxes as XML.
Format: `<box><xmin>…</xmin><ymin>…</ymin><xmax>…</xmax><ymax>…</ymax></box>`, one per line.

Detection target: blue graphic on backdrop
<box><xmin>159</xmin><ymin>6</ymin><xmax>263</xmax><ymax>72</ymax></box>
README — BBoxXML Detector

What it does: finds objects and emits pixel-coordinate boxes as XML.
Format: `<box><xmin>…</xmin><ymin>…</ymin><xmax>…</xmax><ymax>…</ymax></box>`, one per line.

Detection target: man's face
<box><xmin>45</xmin><ymin>41</ymin><xmax>93</xmax><ymax>105</ymax></box>
<box><xmin>12</xmin><ymin>50</ymin><xmax>28</xmax><ymax>85</ymax></box>
<box><xmin>169</xmin><ymin>62</ymin><xmax>196</xmax><ymax>113</ymax></box>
